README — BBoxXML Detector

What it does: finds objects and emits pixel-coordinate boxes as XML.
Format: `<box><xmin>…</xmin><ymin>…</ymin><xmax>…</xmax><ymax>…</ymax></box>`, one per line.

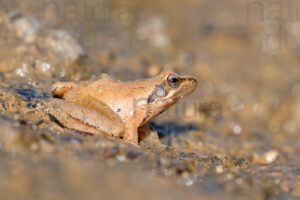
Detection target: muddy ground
<box><xmin>0</xmin><ymin>0</ymin><xmax>299</xmax><ymax>199</ymax></box>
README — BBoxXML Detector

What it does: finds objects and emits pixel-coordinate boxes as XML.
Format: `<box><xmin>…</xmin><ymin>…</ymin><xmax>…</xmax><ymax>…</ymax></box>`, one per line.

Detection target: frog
<box><xmin>49</xmin><ymin>71</ymin><xmax>198</xmax><ymax>145</ymax></box>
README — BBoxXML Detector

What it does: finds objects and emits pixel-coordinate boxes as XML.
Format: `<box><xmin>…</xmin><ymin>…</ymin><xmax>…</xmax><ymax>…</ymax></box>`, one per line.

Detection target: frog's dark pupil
<box><xmin>171</xmin><ymin>78</ymin><xmax>178</xmax><ymax>83</ymax></box>
<box><xmin>167</xmin><ymin>74</ymin><xmax>179</xmax><ymax>88</ymax></box>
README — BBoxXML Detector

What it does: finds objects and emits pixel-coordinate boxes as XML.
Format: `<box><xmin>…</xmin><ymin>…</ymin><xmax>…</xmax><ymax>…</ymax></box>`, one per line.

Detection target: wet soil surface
<box><xmin>0</xmin><ymin>0</ymin><xmax>299</xmax><ymax>199</ymax></box>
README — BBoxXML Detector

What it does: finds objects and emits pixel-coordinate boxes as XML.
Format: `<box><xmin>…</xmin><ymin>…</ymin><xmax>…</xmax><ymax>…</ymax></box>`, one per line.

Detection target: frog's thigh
<box><xmin>71</xmin><ymin>94</ymin><xmax>122</xmax><ymax>124</ymax></box>
<box><xmin>49</xmin><ymin>99</ymin><xmax>124</xmax><ymax>137</ymax></box>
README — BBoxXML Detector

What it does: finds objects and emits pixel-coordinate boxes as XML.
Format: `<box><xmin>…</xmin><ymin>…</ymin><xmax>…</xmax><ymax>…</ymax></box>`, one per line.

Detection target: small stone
<box><xmin>227</xmin><ymin>173</ymin><xmax>233</xmax><ymax>180</ymax></box>
<box><xmin>16</xmin><ymin>64</ymin><xmax>28</xmax><ymax>77</ymax></box>
<box><xmin>126</xmin><ymin>150</ymin><xmax>142</xmax><ymax>160</ymax></box>
<box><xmin>215</xmin><ymin>165</ymin><xmax>224</xmax><ymax>174</ymax></box>
<box><xmin>233</xmin><ymin>124</ymin><xmax>242</xmax><ymax>135</ymax></box>
<box><xmin>183</xmin><ymin>178</ymin><xmax>193</xmax><ymax>186</ymax></box>
<box><xmin>236</xmin><ymin>178</ymin><xmax>243</xmax><ymax>184</ymax></box>
<box><xmin>116</xmin><ymin>155</ymin><xmax>126</xmax><ymax>162</ymax></box>
<box><xmin>102</xmin><ymin>146</ymin><xmax>119</xmax><ymax>158</ymax></box>
<box><xmin>264</xmin><ymin>150</ymin><xmax>279</xmax><ymax>163</ymax></box>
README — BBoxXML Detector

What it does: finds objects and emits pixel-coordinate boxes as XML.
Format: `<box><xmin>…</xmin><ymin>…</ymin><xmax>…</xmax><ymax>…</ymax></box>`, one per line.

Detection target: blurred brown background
<box><xmin>0</xmin><ymin>0</ymin><xmax>299</xmax><ymax>199</ymax></box>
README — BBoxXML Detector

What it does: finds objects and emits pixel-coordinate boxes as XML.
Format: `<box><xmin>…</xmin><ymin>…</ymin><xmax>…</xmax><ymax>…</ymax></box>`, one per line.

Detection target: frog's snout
<box><xmin>190</xmin><ymin>77</ymin><xmax>198</xmax><ymax>89</ymax></box>
<box><xmin>176</xmin><ymin>76</ymin><xmax>198</xmax><ymax>97</ymax></box>
<box><xmin>186</xmin><ymin>76</ymin><xmax>198</xmax><ymax>92</ymax></box>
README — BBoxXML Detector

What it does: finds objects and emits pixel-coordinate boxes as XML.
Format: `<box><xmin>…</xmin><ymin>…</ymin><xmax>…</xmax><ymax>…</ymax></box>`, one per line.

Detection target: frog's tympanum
<box><xmin>49</xmin><ymin>71</ymin><xmax>198</xmax><ymax>145</ymax></box>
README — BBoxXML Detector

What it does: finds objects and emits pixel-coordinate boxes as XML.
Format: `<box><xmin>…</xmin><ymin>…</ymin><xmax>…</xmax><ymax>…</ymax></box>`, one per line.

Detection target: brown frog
<box><xmin>49</xmin><ymin>71</ymin><xmax>198</xmax><ymax>145</ymax></box>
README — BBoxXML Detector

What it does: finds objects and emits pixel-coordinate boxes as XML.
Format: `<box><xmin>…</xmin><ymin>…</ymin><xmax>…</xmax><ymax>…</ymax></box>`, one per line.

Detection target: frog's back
<box><xmin>62</xmin><ymin>75</ymin><xmax>161</xmax><ymax>122</ymax></box>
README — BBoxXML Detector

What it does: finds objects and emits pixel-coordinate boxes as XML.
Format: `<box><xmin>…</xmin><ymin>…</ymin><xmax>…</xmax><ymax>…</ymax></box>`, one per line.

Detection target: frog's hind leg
<box><xmin>49</xmin><ymin>104</ymin><xmax>104</xmax><ymax>135</ymax></box>
<box><xmin>49</xmin><ymin>99</ymin><xmax>125</xmax><ymax>137</ymax></box>
<box><xmin>51</xmin><ymin>82</ymin><xmax>76</xmax><ymax>97</ymax></box>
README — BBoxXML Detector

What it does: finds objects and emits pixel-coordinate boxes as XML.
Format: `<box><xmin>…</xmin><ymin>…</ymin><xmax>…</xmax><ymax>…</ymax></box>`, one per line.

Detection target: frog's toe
<box><xmin>51</xmin><ymin>82</ymin><xmax>76</xmax><ymax>97</ymax></box>
<box><xmin>138</xmin><ymin>124</ymin><xmax>161</xmax><ymax>147</ymax></box>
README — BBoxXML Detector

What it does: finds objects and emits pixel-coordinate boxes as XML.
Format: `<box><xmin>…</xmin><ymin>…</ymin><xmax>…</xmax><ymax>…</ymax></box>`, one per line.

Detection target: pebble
<box><xmin>227</xmin><ymin>173</ymin><xmax>233</xmax><ymax>180</ymax></box>
<box><xmin>215</xmin><ymin>165</ymin><xmax>224</xmax><ymax>174</ymax></box>
<box><xmin>233</xmin><ymin>124</ymin><xmax>242</xmax><ymax>135</ymax></box>
<box><xmin>264</xmin><ymin>150</ymin><xmax>279</xmax><ymax>163</ymax></box>
<box><xmin>116</xmin><ymin>155</ymin><xmax>126</xmax><ymax>162</ymax></box>
<box><xmin>102</xmin><ymin>146</ymin><xmax>119</xmax><ymax>158</ymax></box>
<box><xmin>126</xmin><ymin>150</ymin><xmax>142</xmax><ymax>160</ymax></box>
<box><xmin>183</xmin><ymin>178</ymin><xmax>194</xmax><ymax>186</ymax></box>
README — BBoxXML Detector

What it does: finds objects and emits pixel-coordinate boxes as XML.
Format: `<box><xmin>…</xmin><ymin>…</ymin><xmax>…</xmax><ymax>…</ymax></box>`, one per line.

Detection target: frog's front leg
<box><xmin>123</xmin><ymin>110</ymin><xmax>146</xmax><ymax>145</ymax></box>
<box><xmin>123</xmin><ymin>126</ymin><xmax>139</xmax><ymax>145</ymax></box>
<box><xmin>123</xmin><ymin>124</ymin><xmax>161</xmax><ymax>146</ymax></box>
<box><xmin>49</xmin><ymin>99</ymin><xmax>125</xmax><ymax>137</ymax></box>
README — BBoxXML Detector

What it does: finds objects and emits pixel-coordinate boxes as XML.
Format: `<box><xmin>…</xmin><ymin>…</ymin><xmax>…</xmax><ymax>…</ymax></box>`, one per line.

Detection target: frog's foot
<box><xmin>138</xmin><ymin>124</ymin><xmax>161</xmax><ymax>146</ymax></box>
<box><xmin>52</xmin><ymin>82</ymin><xmax>76</xmax><ymax>97</ymax></box>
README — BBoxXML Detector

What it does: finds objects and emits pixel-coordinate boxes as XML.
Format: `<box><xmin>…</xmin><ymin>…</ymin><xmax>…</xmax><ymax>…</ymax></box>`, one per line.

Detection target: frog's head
<box><xmin>142</xmin><ymin>71</ymin><xmax>198</xmax><ymax>123</ymax></box>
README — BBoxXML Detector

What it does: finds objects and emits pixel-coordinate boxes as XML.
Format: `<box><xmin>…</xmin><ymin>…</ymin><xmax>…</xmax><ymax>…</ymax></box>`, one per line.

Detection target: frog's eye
<box><xmin>167</xmin><ymin>74</ymin><xmax>179</xmax><ymax>88</ymax></box>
